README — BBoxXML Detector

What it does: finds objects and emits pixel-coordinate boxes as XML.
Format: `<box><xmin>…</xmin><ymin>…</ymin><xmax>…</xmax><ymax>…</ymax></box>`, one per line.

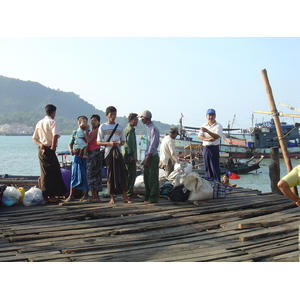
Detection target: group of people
<box><xmin>31</xmin><ymin>104</ymin><xmax>226</xmax><ymax>204</ymax></box>
<box><xmin>32</xmin><ymin>104</ymin><xmax>300</xmax><ymax>207</ymax></box>
<box><xmin>32</xmin><ymin>104</ymin><xmax>165</xmax><ymax>204</ymax></box>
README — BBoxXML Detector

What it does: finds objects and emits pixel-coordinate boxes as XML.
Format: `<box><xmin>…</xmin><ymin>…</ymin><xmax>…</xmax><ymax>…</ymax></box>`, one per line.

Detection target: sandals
<box><xmin>63</xmin><ymin>196</ymin><xmax>75</xmax><ymax>202</ymax></box>
<box><xmin>79</xmin><ymin>196</ymin><xmax>89</xmax><ymax>202</ymax></box>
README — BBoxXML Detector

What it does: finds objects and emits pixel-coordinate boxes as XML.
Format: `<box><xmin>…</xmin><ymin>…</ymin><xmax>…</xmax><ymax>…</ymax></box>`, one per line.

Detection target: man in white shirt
<box><xmin>159</xmin><ymin>126</ymin><xmax>180</xmax><ymax>177</ymax></box>
<box><xmin>32</xmin><ymin>104</ymin><xmax>67</xmax><ymax>202</ymax></box>
<box><xmin>198</xmin><ymin>108</ymin><xmax>223</xmax><ymax>181</ymax></box>
<box><xmin>97</xmin><ymin>106</ymin><xmax>131</xmax><ymax>204</ymax></box>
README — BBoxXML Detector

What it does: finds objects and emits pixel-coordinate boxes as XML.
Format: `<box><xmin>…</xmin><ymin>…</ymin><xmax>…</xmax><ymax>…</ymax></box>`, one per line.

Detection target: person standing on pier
<box><xmin>123</xmin><ymin>113</ymin><xmax>138</xmax><ymax>200</ymax></box>
<box><xmin>32</xmin><ymin>104</ymin><xmax>67</xmax><ymax>203</ymax></box>
<box><xmin>64</xmin><ymin>116</ymin><xmax>90</xmax><ymax>202</ymax></box>
<box><xmin>97</xmin><ymin>106</ymin><xmax>131</xmax><ymax>204</ymax></box>
<box><xmin>277</xmin><ymin>165</ymin><xmax>300</xmax><ymax>207</ymax></box>
<box><xmin>159</xmin><ymin>126</ymin><xmax>180</xmax><ymax>177</ymax></box>
<box><xmin>139</xmin><ymin>110</ymin><xmax>160</xmax><ymax>203</ymax></box>
<box><xmin>198</xmin><ymin>108</ymin><xmax>223</xmax><ymax>181</ymax></box>
<box><xmin>85</xmin><ymin>114</ymin><xmax>102</xmax><ymax>202</ymax></box>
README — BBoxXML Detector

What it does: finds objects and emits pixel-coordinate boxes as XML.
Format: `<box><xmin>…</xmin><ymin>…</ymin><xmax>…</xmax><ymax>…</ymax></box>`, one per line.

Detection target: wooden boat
<box><xmin>194</xmin><ymin>155</ymin><xmax>264</xmax><ymax>175</ymax></box>
<box><xmin>222</xmin><ymin>120</ymin><xmax>300</xmax><ymax>158</ymax></box>
<box><xmin>172</xmin><ymin>115</ymin><xmax>300</xmax><ymax>159</ymax></box>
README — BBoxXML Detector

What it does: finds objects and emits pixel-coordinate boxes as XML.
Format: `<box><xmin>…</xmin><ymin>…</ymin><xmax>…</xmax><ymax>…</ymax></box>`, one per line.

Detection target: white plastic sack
<box><xmin>183</xmin><ymin>172</ymin><xmax>213</xmax><ymax>201</ymax></box>
<box><xmin>134</xmin><ymin>175</ymin><xmax>145</xmax><ymax>194</ymax></box>
<box><xmin>23</xmin><ymin>186</ymin><xmax>45</xmax><ymax>206</ymax></box>
<box><xmin>183</xmin><ymin>163</ymin><xmax>193</xmax><ymax>174</ymax></box>
<box><xmin>174</xmin><ymin>172</ymin><xmax>188</xmax><ymax>187</ymax></box>
<box><xmin>2</xmin><ymin>187</ymin><xmax>21</xmax><ymax>206</ymax></box>
<box><xmin>159</xmin><ymin>168</ymin><xmax>165</xmax><ymax>179</ymax></box>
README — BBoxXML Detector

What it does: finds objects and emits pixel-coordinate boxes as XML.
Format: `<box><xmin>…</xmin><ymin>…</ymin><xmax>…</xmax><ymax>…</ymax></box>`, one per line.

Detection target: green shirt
<box><xmin>123</xmin><ymin>124</ymin><xmax>137</xmax><ymax>164</ymax></box>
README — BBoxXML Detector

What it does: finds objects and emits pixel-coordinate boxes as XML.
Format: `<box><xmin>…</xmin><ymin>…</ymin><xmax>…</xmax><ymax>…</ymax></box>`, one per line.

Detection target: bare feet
<box><xmin>109</xmin><ymin>199</ymin><xmax>115</xmax><ymax>204</ymax></box>
<box><xmin>123</xmin><ymin>199</ymin><xmax>132</xmax><ymax>203</ymax></box>
<box><xmin>89</xmin><ymin>198</ymin><xmax>101</xmax><ymax>203</ymax></box>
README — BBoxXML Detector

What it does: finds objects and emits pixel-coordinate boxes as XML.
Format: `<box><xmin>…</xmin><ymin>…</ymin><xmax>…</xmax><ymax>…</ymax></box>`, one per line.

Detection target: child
<box><xmin>97</xmin><ymin>106</ymin><xmax>132</xmax><ymax>204</ymax></box>
<box><xmin>221</xmin><ymin>174</ymin><xmax>237</xmax><ymax>188</ymax></box>
<box><xmin>75</xmin><ymin>117</ymin><xmax>89</xmax><ymax>159</ymax></box>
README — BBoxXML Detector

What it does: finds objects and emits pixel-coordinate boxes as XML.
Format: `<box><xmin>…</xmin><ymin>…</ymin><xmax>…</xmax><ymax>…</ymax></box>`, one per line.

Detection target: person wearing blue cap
<box><xmin>198</xmin><ymin>108</ymin><xmax>223</xmax><ymax>181</ymax></box>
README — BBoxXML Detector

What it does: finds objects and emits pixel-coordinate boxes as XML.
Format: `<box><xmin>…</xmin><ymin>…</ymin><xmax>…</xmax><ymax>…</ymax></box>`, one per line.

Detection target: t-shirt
<box><xmin>198</xmin><ymin>121</ymin><xmax>223</xmax><ymax>146</ymax></box>
<box><xmin>97</xmin><ymin>123</ymin><xmax>125</xmax><ymax>158</ymax></box>
<box><xmin>281</xmin><ymin>165</ymin><xmax>300</xmax><ymax>187</ymax></box>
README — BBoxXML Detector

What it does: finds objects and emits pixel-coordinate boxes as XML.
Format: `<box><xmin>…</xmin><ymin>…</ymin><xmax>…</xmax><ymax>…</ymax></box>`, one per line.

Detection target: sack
<box><xmin>159</xmin><ymin>183</ymin><xmax>174</xmax><ymax>196</ymax></box>
<box><xmin>100</xmin><ymin>149</ymin><xmax>106</xmax><ymax>167</ymax></box>
<box><xmin>183</xmin><ymin>172</ymin><xmax>213</xmax><ymax>201</ymax></box>
<box><xmin>174</xmin><ymin>172</ymin><xmax>188</xmax><ymax>187</ymax></box>
<box><xmin>169</xmin><ymin>185</ymin><xmax>190</xmax><ymax>202</ymax></box>
<box><xmin>2</xmin><ymin>186</ymin><xmax>21</xmax><ymax>206</ymax></box>
<box><xmin>23</xmin><ymin>186</ymin><xmax>45</xmax><ymax>206</ymax></box>
<box><xmin>203</xmin><ymin>177</ymin><xmax>232</xmax><ymax>199</ymax></box>
<box><xmin>134</xmin><ymin>175</ymin><xmax>145</xmax><ymax>194</ymax></box>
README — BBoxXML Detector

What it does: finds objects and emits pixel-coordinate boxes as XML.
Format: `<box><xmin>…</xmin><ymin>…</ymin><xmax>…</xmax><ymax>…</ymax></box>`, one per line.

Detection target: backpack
<box><xmin>169</xmin><ymin>185</ymin><xmax>190</xmax><ymax>202</ymax></box>
<box><xmin>159</xmin><ymin>183</ymin><xmax>174</xmax><ymax>196</ymax></box>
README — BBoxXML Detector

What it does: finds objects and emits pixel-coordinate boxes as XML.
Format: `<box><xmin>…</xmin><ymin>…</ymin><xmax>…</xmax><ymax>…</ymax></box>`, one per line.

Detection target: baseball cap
<box><xmin>170</xmin><ymin>126</ymin><xmax>179</xmax><ymax>134</ymax></box>
<box><xmin>138</xmin><ymin>110</ymin><xmax>152</xmax><ymax>119</ymax></box>
<box><xmin>206</xmin><ymin>108</ymin><xmax>216</xmax><ymax>115</ymax></box>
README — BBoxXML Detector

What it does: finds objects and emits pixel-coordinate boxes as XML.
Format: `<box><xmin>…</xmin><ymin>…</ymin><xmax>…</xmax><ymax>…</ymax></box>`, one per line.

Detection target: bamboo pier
<box><xmin>0</xmin><ymin>186</ymin><xmax>299</xmax><ymax>262</ymax></box>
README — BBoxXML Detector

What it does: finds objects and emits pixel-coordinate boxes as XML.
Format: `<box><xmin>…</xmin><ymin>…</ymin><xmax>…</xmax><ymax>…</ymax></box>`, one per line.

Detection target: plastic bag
<box><xmin>2</xmin><ymin>186</ymin><xmax>21</xmax><ymax>206</ymax></box>
<box><xmin>134</xmin><ymin>175</ymin><xmax>145</xmax><ymax>194</ymax></box>
<box><xmin>23</xmin><ymin>186</ymin><xmax>45</xmax><ymax>206</ymax></box>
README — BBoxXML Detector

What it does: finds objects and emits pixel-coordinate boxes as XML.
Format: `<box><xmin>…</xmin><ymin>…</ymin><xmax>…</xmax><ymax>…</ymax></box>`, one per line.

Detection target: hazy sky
<box><xmin>1</xmin><ymin>2</ymin><xmax>299</xmax><ymax>131</ymax></box>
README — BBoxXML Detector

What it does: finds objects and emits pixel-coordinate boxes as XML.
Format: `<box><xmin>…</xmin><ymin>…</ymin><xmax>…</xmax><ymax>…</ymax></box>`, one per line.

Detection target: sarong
<box><xmin>71</xmin><ymin>155</ymin><xmax>89</xmax><ymax>191</ymax></box>
<box><xmin>87</xmin><ymin>148</ymin><xmax>102</xmax><ymax>191</ymax></box>
<box><xmin>203</xmin><ymin>145</ymin><xmax>220</xmax><ymax>181</ymax></box>
<box><xmin>106</xmin><ymin>147</ymin><xmax>127</xmax><ymax>194</ymax></box>
<box><xmin>38</xmin><ymin>146</ymin><xmax>67</xmax><ymax>198</ymax></box>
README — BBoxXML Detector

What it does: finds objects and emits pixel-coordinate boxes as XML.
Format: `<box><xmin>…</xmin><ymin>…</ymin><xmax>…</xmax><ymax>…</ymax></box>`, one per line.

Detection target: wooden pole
<box><xmin>261</xmin><ymin>69</ymin><xmax>298</xmax><ymax>195</ymax></box>
<box><xmin>269</xmin><ymin>147</ymin><xmax>281</xmax><ymax>194</ymax></box>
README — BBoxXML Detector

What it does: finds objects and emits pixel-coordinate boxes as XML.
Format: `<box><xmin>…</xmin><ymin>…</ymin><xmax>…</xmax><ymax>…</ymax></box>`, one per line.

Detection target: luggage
<box><xmin>169</xmin><ymin>185</ymin><xmax>190</xmax><ymax>202</ymax></box>
<box><xmin>159</xmin><ymin>183</ymin><xmax>174</xmax><ymax>196</ymax></box>
<box><xmin>183</xmin><ymin>172</ymin><xmax>213</xmax><ymax>201</ymax></box>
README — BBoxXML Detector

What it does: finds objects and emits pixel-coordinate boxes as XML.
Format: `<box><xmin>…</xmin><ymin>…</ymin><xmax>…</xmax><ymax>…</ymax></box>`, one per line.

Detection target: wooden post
<box><xmin>261</xmin><ymin>69</ymin><xmax>298</xmax><ymax>195</ymax></box>
<box><xmin>269</xmin><ymin>147</ymin><xmax>281</xmax><ymax>194</ymax></box>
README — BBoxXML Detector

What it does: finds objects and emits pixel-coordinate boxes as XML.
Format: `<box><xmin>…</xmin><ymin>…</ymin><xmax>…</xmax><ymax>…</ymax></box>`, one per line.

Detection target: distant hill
<box><xmin>0</xmin><ymin>75</ymin><xmax>174</xmax><ymax>135</ymax></box>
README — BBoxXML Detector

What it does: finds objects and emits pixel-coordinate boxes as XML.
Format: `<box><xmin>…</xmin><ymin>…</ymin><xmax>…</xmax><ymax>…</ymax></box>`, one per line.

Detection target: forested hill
<box><xmin>0</xmin><ymin>75</ymin><xmax>173</xmax><ymax>135</ymax></box>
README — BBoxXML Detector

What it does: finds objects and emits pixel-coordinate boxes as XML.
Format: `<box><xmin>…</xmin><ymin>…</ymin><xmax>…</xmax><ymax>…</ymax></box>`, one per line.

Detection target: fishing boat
<box><xmin>194</xmin><ymin>155</ymin><xmax>264</xmax><ymax>176</ymax></box>
<box><xmin>170</xmin><ymin>114</ymin><xmax>300</xmax><ymax>159</ymax></box>
<box><xmin>221</xmin><ymin>119</ymin><xmax>300</xmax><ymax>158</ymax></box>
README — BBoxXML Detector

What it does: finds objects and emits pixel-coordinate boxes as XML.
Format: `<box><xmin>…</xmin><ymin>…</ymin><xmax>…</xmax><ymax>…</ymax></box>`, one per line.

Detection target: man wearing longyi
<box><xmin>32</xmin><ymin>104</ymin><xmax>67</xmax><ymax>203</ymax></box>
<box><xmin>198</xmin><ymin>108</ymin><xmax>223</xmax><ymax>181</ymax></box>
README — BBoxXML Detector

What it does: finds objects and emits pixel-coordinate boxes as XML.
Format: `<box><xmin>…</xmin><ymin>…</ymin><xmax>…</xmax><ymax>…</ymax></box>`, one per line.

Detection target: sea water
<box><xmin>1</xmin><ymin>135</ymin><xmax>299</xmax><ymax>193</ymax></box>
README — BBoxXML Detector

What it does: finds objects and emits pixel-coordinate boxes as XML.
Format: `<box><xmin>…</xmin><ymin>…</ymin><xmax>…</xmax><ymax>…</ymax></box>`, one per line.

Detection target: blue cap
<box><xmin>206</xmin><ymin>108</ymin><xmax>216</xmax><ymax>115</ymax></box>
